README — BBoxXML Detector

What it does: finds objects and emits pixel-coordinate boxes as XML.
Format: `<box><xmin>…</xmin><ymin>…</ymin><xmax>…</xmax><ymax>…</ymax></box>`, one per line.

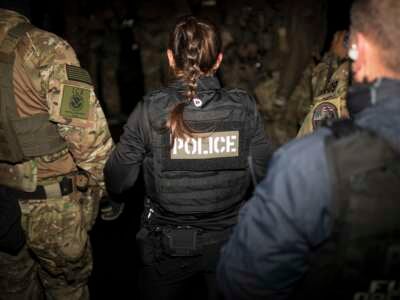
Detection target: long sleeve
<box><xmin>217</xmin><ymin>130</ymin><xmax>333</xmax><ymax>300</ymax></box>
<box><xmin>249</xmin><ymin>109</ymin><xmax>275</xmax><ymax>182</ymax></box>
<box><xmin>34</xmin><ymin>31</ymin><xmax>113</xmax><ymax>190</ymax></box>
<box><xmin>104</xmin><ymin>102</ymin><xmax>148</xmax><ymax>194</ymax></box>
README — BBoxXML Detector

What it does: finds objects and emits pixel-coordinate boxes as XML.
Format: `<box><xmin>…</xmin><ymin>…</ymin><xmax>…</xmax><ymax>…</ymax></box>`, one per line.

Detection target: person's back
<box><xmin>293</xmin><ymin>111</ymin><xmax>400</xmax><ymax>299</ymax></box>
<box><xmin>217</xmin><ymin>1</ymin><xmax>400</xmax><ymax>299</ymax></box>
<box><xmin>105</xmin><ymin>15</ymin><xmax>272</xmax><ymax>300</ymax></box>
<box><xmin>297</xmin><ymin>31</ymin><xmax>350</xmax><ymax>138</ymax></box>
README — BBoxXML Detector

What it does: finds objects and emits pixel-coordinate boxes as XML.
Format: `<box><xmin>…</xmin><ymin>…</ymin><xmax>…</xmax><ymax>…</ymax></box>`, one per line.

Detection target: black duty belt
<box><xmin>197</xmin><ymin>227</ymin><xmax>232</xmax><ymax>246</ymax></box>
<box><xmin>156</xmin><ymin>225</ymin><xmax>232</xmax><ymax>257</ymax></box>
<box><xmin>15</xmin><ymin>176</ymin><xmax>74</xmax><ymax>200</ymax></box>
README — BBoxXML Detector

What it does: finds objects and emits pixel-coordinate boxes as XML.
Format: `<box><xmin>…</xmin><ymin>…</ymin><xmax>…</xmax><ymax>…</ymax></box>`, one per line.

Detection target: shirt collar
<box><xmin>170</xmin><ymin>76</ymin><xmax>221</xmax><ymax>92</ymax></box>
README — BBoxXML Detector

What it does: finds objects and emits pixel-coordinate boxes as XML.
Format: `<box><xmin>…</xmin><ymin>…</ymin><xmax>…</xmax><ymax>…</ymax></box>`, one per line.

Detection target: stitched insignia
<box><xmin>312</xmin><ymin>102</ymin><xmax>339</xmax><ymax>130</ymax></box>
<box><xmin>60</xmin><ymin>85</ymin><xmax>90</xmax><ymax>119</ymax></box>
<box><xmin>66</xmin><ymin>65</ymin><xmax>92</xmax><ymax>85</ymax></box>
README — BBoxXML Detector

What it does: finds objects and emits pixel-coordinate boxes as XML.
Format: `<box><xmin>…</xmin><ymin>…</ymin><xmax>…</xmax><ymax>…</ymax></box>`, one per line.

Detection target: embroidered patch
<box><xmin>161</xmin><ymin>121</ymin><xmax>249</xmax><ymax>171</ymax></box>
<box><xmin>312</xmin><ymin>102</ymin><xmax>339</xmax><ymax>130</ymax></box>
<box><xmin>60</xmin><ymin>85</ymin><xmax>90</xmax><ymax>119</ymax></box>
<box><xmin>66</xmin><ymin>65</ymin><xmax>92</xmax><ymax>85</ymax></box>
<box><xmin>171</xmin><ymin>131</ymin><xmax>239</xmax><ymax>160</ymax></box>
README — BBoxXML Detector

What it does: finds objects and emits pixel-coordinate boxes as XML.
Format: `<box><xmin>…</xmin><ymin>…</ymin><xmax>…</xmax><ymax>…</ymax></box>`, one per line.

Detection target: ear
<box><xmin>167</xmin><ymin>49</ymin><xmax>175</xmax><ymax>68</ymax></box>
<box><xmin>352</xmin><ymin>32</ymin><xmax>370</xmax><ymax>82</ymax></box>
<box><xmin>213</xmin><ymin>53</ymin><xmax>224</xmax><ymax>71</ymax></box>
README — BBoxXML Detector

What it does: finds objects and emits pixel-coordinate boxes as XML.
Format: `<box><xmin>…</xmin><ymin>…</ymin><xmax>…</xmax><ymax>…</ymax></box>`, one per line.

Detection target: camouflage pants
<box><xmin>0</xmin><ymin>189</ymin><xmax>99</xmax><ymax>300</ymax></box>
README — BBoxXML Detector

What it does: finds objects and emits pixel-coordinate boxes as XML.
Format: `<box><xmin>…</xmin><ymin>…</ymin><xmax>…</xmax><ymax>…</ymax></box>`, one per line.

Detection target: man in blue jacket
<box><xmin>217</xmin><ymin>1</ymin><xmax>400</xmax><ymax>299</ymax></box>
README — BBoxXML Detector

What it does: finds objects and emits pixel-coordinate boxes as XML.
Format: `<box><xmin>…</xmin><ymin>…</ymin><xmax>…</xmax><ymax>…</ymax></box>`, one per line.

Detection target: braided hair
<box><xmin>167</xmin><ymin>15</ymin><xmax>222</xmax><ymax>140</ymax></box>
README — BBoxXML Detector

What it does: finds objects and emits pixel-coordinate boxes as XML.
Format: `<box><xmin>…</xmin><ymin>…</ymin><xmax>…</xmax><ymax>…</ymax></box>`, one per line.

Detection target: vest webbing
<box><xmin>147</xmin><ymin>88</ymin><xmax>252</xmax><ymax>215</ymax></box>
<box><xmin>0</xmin><ymin>22</ymin><xmax>67</xmax><ymax>163</ymax></box>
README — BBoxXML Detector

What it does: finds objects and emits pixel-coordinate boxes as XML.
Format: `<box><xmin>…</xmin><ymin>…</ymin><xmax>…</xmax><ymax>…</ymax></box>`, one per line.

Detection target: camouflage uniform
<box><xmin>255</xmin><ymin>63</ymin><xmax>314</xmax><ymax>145</ymax></box>
<box><xmin>297</xmin><ymin>57</ymin><xmax>350</xmax><ymax>137</ymax></box>
<box><xmin>0</xmin><ymin>9</ymin><xmax>113</xmax><ymax>300</ymax></box>
<box><xmin>235</xmin><ymin>0</ymin><xmax>327</xmax><ymax>146</ymax></box>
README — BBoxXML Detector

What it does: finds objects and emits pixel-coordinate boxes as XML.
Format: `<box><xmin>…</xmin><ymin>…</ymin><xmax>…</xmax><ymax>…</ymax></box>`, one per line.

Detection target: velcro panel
<box><xmin>13</xmin><ymin>113</ymin><xmax>67</xmax><ymax>158</ymax></box>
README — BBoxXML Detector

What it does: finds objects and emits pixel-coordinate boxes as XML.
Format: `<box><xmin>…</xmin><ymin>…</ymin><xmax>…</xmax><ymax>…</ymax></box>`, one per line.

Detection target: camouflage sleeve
<box><xmin>33</xmin><ymin>30</ymin><xmax>114</xmax><ymax>190</ymax></box>
<box><xmin>297</xmin><ymin>109</ymin><xmax>314</xmax><ymax>138</ymax></box>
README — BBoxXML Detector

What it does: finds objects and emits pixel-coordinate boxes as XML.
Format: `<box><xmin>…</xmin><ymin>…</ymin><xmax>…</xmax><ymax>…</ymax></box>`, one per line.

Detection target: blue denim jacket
<box><xmin>217</xmin><ymin>78</ymin><xmax>400</xmax><ymax>300</ymax></box>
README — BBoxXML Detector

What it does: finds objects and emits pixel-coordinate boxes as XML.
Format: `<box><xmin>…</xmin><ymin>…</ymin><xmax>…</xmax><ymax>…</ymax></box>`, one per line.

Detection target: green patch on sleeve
<box><xmin>60</xmin><ymin>85</ymin><xmax>90</xmax><ymax>119</ymax></box>
<box><xmin>64</xmin><ymin>202</ymin><xmax>72</xmax><ymax>210</ymax></box>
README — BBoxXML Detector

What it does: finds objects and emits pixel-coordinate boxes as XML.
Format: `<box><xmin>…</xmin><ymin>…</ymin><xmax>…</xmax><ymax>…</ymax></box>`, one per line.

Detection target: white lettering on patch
<box><xmin>171</xmin><ymin>131</ymin><xmax>239</xmax><ymax>159</ymax></box>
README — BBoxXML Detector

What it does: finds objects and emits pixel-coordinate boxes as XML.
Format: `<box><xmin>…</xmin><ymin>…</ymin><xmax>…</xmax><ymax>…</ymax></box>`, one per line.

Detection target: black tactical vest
<box><xmin>0</xmin><ymin>22</ymin><xmax>67</xmax><ymax>163</ymax></box>
<box><xmin>143</xmin><ymin>85</ymin><xmax>255</xmax><ymax>217</ymax></box>
<box><xmin>292</xmin><ymin>120</ymin><xmax>400</xmax><ymax>300</ymax></box>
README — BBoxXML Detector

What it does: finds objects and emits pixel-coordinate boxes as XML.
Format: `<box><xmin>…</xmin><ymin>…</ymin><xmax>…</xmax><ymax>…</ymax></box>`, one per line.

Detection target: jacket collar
<box><xmin>169</xmin><ymin>76</ymin><xmax>221</xmax><ymax>92</ymax></box>
<box><xmin>369</xmin><ymin>77</ymin><xmax>400</xmax><ymax>105</ymax></box>
<box><xmin>355</xmin><ymin>77</ymin><xmax>400</xmax><ymax>153</ymax></box>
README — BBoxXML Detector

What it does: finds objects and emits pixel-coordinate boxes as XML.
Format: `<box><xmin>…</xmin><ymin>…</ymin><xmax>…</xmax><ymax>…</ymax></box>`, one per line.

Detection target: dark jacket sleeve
<box><xmin>249</xmin><ymin>107</ymin><xmax>274</xmax><ymax>182</ymax></box>
<box><xmin>104</xmin><ymin>102</ymin><xmax>148</xmax><ymax>194</ymax></box>
<box><xmin>217</xmin><ymin>130</ymin><xmax>333</xmax><ymax>300</ymax></box>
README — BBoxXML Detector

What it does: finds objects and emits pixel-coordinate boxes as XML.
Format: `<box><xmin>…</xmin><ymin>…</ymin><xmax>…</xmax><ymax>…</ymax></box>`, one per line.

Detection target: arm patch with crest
<box><xmin>59</xmin><ymin>65</ymin><xmax>93</xmax><ymax>120</ymax></box>
<box><xmin>60</xmin><ymin>84</ymin><xmax>91</xmax><ymax>119</ymax></box>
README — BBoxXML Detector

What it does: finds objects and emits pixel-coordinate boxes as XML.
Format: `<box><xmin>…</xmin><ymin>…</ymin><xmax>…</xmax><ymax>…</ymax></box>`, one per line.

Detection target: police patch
<box><xmin>171</xmin><ymin>131</ymin><xmax>239</xmax><ymax>160</ymax></box>
<box><xmin>60</xmin><ymin>85</ymin><xmax>90</xmax><ymax>119</ymax></box>
<box><xmin>312</xmin><ymin>102</ymin><xmax>339</xmax><ymax>130</ymax></box>
<box><xmin>161</xmin><ymin>121</ymin><xmax>249</xmax><ymax>172</ymax></box>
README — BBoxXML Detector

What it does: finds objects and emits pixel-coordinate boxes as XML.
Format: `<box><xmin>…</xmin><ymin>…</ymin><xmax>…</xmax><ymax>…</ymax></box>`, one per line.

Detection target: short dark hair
<box><xmin>351</xmin><ymin>0</ymin><xmax>400</xmax><ymax>72</ymax></box>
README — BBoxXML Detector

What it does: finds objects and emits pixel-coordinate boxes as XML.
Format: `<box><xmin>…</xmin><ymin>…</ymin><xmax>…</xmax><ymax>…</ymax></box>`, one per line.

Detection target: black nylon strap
<box><xmin>324</xmin><ymin>120</ymin><xmax>399</xmax><ymax>280</ymax></box>
<box><xmin>0</xmin><ymin>22</ymin><xmax>67</xmax><ymax>162</ymax></box>
<box><xmin>14</xmin><ymin>177</ymin><xmax>74</xmax><ymax>200</ymax></box>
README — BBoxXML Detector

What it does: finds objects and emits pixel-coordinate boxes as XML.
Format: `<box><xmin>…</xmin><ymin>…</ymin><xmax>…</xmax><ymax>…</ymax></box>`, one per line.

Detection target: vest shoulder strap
<box><xmin>0</xmin><ymin>22</ymin><xmax>34</xmax><ymax>54</ymax></box>
<box><xmin>326</xmin><ymin>119</ymin><xmax>398</xmax><ymax>181</ymax></box>
<box><xmin>0</xmin><ymin>22</ymin><xmax>35</xmax><ymax>162</ymax></box>
<box><xmin>0</xmin><ymin>22</ymin><xmax>67</xmax><ymax>163</ymax></box>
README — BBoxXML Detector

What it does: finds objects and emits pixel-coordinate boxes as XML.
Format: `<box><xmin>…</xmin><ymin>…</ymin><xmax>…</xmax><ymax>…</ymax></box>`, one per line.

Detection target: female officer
<box><xmin>104</xmin><ymin>15</ymin><xmax>271</xmax><ymax>300</ymax></box>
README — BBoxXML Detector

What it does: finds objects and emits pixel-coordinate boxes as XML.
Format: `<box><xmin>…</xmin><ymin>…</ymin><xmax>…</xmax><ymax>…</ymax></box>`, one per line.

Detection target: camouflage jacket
<box><xmin>0</xmin><ymin>9</ymin><xmax>113</xmax><ymax>191</ymax></box>
<box><xmin>297</xmin><ymin>59</ymin><xmax>350</xmax><ymax>137</ymax></box>
<box><xmin>311</xmin><ymin>53</ymin><xmax>349</xmax><ymax>99</ymax></box>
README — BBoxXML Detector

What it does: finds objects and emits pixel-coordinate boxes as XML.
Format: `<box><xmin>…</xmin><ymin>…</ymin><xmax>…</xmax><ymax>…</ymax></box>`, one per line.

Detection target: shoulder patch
<box><xmin>312</xmin><ymin>102</ymin><xmax>339</xmax><ymax>130</ymax></box>
<box><xmin>60</xmin><ymin>84</ymin><xmax>91</xmax><ymax>119</ymax></box>
<box><xmin>66</xmin><ymin>65</ymin><xmax>92</xmax><ymax>85</ymax></box>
